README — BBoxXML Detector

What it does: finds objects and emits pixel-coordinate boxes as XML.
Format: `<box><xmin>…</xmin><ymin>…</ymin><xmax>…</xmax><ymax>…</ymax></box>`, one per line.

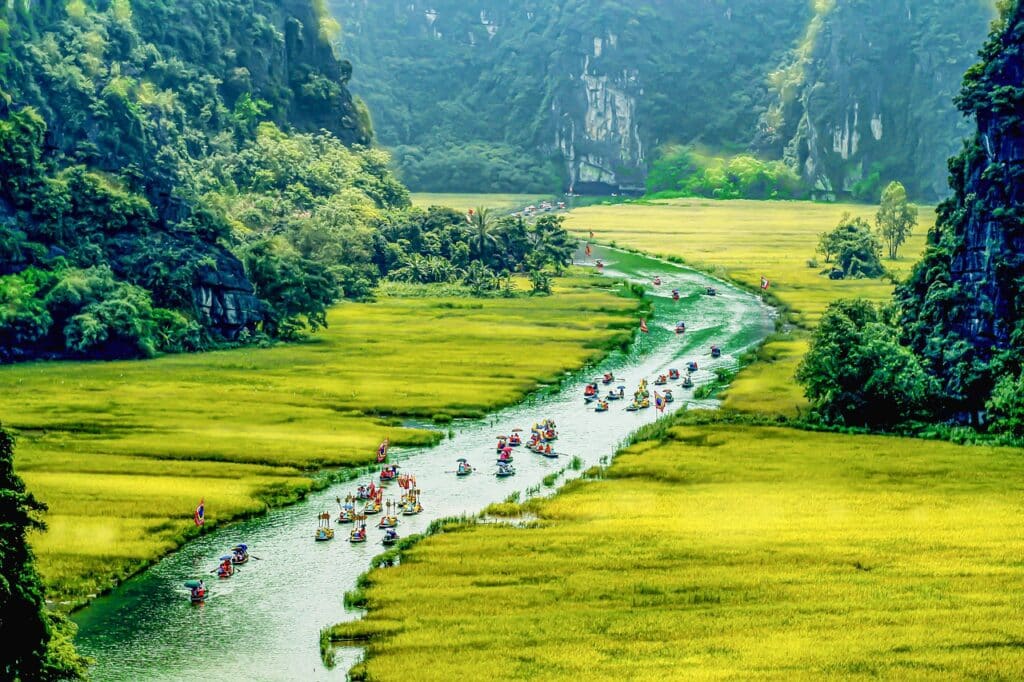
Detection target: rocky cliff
<box><xmin>336</xmin><ymin>0</ymin><xmax>993</xmax><ymax>199</ymax></box>
<box><xmin>897</xmin><ymin>0</ymin><xmax>1024</xmax><ymax>418</ymax></box>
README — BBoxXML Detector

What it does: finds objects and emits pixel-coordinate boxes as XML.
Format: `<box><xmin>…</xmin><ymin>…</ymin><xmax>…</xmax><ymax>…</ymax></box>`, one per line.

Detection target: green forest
<box><xmin>336</xmin><ymin>0</ymin><xmax>993</xmax><ymax>199</ymax></box>
<box><xmin>0</xmin><ymin>0</ymin><xmax>575</xmax><ymax>362</ymax></box>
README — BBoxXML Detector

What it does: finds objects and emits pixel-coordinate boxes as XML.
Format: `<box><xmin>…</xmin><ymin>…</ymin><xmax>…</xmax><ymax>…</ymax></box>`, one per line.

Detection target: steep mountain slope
<box><xmin>897</xmin><ymin>0</ymin><xmax>1024</xmax><ymax>420</ymax></box>
<box><xmin>0</xmin><ymin>0</ymin><xmax>378</xmax><ymax>360</ymax></box>
<box><xmin>335</xmin><ymin>0</ymin><xmax>993</xmax><ymax>199</ymax></box>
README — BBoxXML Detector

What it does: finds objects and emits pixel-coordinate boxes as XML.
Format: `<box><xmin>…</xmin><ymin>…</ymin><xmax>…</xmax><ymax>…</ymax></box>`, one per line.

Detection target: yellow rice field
<box><xmin>336</xmin><ymin>425</ymin><xmax>1024</xmax><ymax>680</ymax></box>
<box><xmin>2</xmin><ymin>272</ymin><xmax>640</xmax><ymax>604</ymax></box>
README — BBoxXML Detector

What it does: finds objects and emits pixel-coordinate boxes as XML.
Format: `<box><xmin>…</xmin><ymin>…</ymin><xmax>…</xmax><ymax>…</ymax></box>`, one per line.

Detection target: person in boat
<box><xmin>218</xmin><ymin>559</ymin><xmax>232</xmax><ymax>577</ymax></box>
<box><xmin>544</xmin><ymin>444</ymin><xmax>552</xmax><ymax>455</ymax></box>
<box><xmin>384</xmin><ymin>529</ymin><xmax>398</xmax><ymax>541</ymax></box>
<box><xmin>191</xmin><ymin>579</ymin><xmax>206</xmax><ymax>600</ymax></box>
<box><xmin>672</xmin><ymin>289</ymin><xmax>680</xmax><ymax>301</ymax></box>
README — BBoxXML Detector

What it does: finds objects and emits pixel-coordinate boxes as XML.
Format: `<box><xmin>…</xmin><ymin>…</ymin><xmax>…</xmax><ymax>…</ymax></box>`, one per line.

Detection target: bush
<box><xmin>796</xmin><ymin>299</ymin><xmax>937</xmax><ymax>427</ymax></box>
<box><xmin>986</xmin><ymin>371</ymin><xmax>1024</xmax><ymax>439</ymax></box>
<box><xmin>816</xmin><ymin>213</ymin><xmax>885</xmax><ymax>279</ymax></box>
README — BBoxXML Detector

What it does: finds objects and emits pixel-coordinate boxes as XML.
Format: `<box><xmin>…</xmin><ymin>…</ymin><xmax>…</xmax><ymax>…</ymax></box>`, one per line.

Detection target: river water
<box><xmin>73</xmin><ymin>246</ymin><xmax>774</xmax><ymax>680</ymax></box>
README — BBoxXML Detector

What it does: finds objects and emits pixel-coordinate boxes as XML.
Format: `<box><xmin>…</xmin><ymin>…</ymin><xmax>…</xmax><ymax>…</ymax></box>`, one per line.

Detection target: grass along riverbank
<box><xmin>2</xmin><ymin>271</ymin><xmax>641</xmax><ymax>606</ymax></box>
<box><xmin>410</xmin><ymin>193</ymin><xmax>555</xmax><ymax>213</ymax></box>
<box><xmin>333</xmin><ymin>425</ymin><xmax>1024</xmax><ymax>680</ymax></box>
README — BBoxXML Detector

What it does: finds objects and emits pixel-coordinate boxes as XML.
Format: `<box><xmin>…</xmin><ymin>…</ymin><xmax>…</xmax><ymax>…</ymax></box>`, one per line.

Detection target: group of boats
<box><xmin>456</xmin><ymin>418</ymin><xmax>561</xmax><ymax>479</ymax></box>
<box><xmin>185</xmin><ymin>543</ymin><xmax>251</xmax><ymax>603</ymax></box>
<box><xmin>314</xmin><ymin>462</ymin><xmax>424</xmax><ymax>546</ymax></box>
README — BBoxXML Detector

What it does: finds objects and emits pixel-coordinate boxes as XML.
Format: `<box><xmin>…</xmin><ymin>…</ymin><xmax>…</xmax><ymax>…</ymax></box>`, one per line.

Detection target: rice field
<box><xmin>565</xmin><ymin>198</ymin><xmax>932</xmax><ymax>327</ymax></box>
<box><xmin>335</xmin><ymin>424</ymin><xmax>1024</xmax><ymax>680</ymax></box>
<box><xmin>2</xmin><ymin>272</ymin><xmax>640</xmax><ymax>605</ymax></box>
<box><xmin>410</xmin><ymin>193</ymin><xmax>555</xmax><ymax>213</ymax></box>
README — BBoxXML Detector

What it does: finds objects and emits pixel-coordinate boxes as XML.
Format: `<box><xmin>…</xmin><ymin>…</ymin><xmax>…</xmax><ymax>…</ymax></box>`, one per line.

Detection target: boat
<box><xmin>216</xmin><ymin>557</ymin><xmax>234</xmax><ymax>579</ymax></box>
<box><xmin>601</xmin><ymin>372</ymin><xmax>615</xmax><ymax>385</ymax></box>
<box><xmin>315</xmin><ymin>512</ymin><xmax>335</xmax><ymax>541</ymax></box>
<box><xmin>496</xmin><ymin>463</ymin><xmax>516</xmax><ymax>477</ymax></box>
<box><xmin>663</xmin><ymin>390</ymin><xmax>674</xmax><ymax>404</ymax></box>
<box><xmin>682</xmin><ymin>376</ymin><xmax>694</xmax><ymax>388</ymax></box>
<box><xmin>626</xmin><ymin>403</ymin><xmax>640</xmax><ymax>412</ymax></box>
<box><xmin>675</xmin><ymin>322</ymin><xmax>686</xmax><ymax>335</ymax></box>
<box><xmin>583</xmin><ymin>382</ymin><xmax>599</xmax><ymax>398</ymax></box>
<box><xmin>711</xmin><ymin>346</ymin><xmax>722</xmax><ymax>359</ymax></box>
<box><xmin>606</xmin><ymin>391</ymin><xmax>621</xmax><ymax>401</ymax></box>
<box><xmin>378</xmin><ymin>500</ymin><xmax>399</xmax><ymax>528</ymax></box>
<box><xmin>456</xmin><ymin>458</ymin><xmax>473</xmax><ymax>476</ymax></box>
<box><xmin>337</xmin><ymin>506</ymin><xmax>356</xmax><ymax>524</ymax></box>
<box><xmin>541</xmin><ymin>450</ymin><xmax>560</xmax><ymax>459</ymax></box>
<box><xmin>401</xmin><ymin>489</ymin><xmax>423</xmax><ymax>515</ymax></box>
<box><xmin>686</xmin><ymin>361</ymin><xmax>698</xmax><ymax>373</ymax></box>
<box><xmin>638</xmin><ymin>398</ymin><xmax>651</xmax><ymax>409</ymax></box>
<box><xmin>231</xmin><ymin>544</ymin><xmax>249</xmax><ymax>565</ymax></box>
<box><xmin>594</xmin><ymin>401</ymin><xmax>610</xmax><ymax>413</ymax></box>
<box><xmin>654</xmin><ymin>375</ymin><xmax>668</xmax><ymax>386</ymax></box>
<box><xmin>382</xmin><ymin>529</ymin><xmax>400</xmax><ymax>546</ymax></box>
<box><xmin>653</xmin><ymin>277</ymin><xmax>662</xmax><ymax>286</ymax></box>
<box><xmin>349</xmin><ymin>513</ymin><xmax>367</xmax><ymax>543</ymax></box>
<box><xmin>705</xmin><ymin>287</ymin><xmax>717</xmax><ymax>296</ymax></box>
<box><xmin>508</xmin><ymin>434</ymin><xmax>522</xmax><ymax>447</ymax></box>
<box><xmin>672</xmin><ymin>289</ymin><xmax>680</xmax><ymax>302</ymax></box>
<box><xmin>668</xmin><ymin>369</ymin><xmax>681</xmax><ymax>380</ymax></box>
<box><xmin>380</xmin><ymin>465</ymin><xmax>399</xmax><ymax>482</ymax></box>
<box><xmin>185</xmin><ymin>580</ymin><xmax>208</xmax><ymax>603</ymax></box>
<box><xmin>362</xmin><ymin>498</ymin><xmax>382</xmax><ymax>515</ymax></box>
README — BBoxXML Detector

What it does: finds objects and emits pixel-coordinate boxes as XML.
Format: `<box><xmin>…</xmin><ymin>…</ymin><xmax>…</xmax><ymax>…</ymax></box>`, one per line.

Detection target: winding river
<box><xmin>73</xmin><ymin>246</ymin><xmax>774</xmax><ymax>680</ymax></box>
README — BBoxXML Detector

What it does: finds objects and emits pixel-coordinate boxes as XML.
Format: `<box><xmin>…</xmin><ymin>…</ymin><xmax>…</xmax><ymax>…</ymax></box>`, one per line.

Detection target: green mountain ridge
<box><xmin>335</xmin><ymin>0</ymin><xmax>994</xmax><ymax>200</ymax></box>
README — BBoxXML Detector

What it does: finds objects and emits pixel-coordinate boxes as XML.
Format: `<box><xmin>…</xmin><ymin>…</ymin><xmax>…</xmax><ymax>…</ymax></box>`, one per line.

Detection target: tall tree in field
<box><xmin>876</xmin><ymin>181</ymin><xmax>918</xmax><ymax>259</ymax></box>
<box><xmin>468</xmin><ymin>207</ymin><xmax>499</xmax><ymax>265</ymax></box>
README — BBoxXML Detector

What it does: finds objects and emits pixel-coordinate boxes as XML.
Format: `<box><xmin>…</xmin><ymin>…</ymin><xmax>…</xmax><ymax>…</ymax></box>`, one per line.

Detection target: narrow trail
<box><xmin>74</xmin><ymin>246</ymin><xmax>774</xmax><ymax>681</ymax></box>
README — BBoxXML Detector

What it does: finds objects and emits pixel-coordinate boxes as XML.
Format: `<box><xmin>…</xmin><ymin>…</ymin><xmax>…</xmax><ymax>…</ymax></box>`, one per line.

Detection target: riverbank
<box><xmin>1</xmin><ymin>271</ymin><xmax>641</xmax><ymax>607</ymax></box>
<box><xmin>331</xmin><ymin>199</ymin><xmax>1024</xmax><ymax>678</ymax></box>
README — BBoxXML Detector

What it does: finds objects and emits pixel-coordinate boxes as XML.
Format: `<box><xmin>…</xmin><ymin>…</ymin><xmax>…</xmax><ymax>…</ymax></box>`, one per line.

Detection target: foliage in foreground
<box><xmin>0</xmin><ymin>426</ymin><xmax>90</xmax><ymax>680</ymax></box>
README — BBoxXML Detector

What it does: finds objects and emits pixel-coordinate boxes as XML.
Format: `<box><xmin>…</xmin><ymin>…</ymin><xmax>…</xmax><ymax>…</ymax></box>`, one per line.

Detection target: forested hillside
<box><xmin>335</xmin><ymin>0</ymin><xmax>993</xmax><ymax>199</ymax></box>
<box><xmin>0</xmin><ymin>0</ymin><xmax>575</xmax><ymax>362</ymax></box>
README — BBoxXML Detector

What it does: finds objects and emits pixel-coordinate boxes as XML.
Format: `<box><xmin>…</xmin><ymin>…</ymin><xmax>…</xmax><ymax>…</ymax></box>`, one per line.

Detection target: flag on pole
<box><xmin>640</xmin><ymin>319</ymin><xmax>649</xmax><ymax>333</ymax></box>
<box><xmin>655</xmin><ymin>391</ymin><xmax>666</xmax><ymax>412</ymax></box>
<box><xmin>761</xmin><ymin>275</ymin><xmax>771</xmax><ymax>290</ymax></box>
<box><xmin>194</xmin><ymin>499</ymin><xmax>205</xmax><ymax>526</ymax></box>
<box><xmin>376</xmin><ymin>437</ymin><xmax>389</xmax><ymax>462</ymax></box>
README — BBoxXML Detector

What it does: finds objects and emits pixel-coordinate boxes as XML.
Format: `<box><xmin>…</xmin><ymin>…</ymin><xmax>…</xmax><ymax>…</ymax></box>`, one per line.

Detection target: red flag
<box><xmin>761</xmin><ymin>276</ymin><xmax>770</xmax><ymax>290</ymax></box>
<box><xmin>655</xmin><ymin>391</ymin><xmax>666</xmax><ymax>412</ymax></box>
<box><xmin>640</xmin><ymin>319</ymin><xmax>649</xmax><ymax>333</ymax></box>
<box><xmin>194</xmin><ymin>499</ymin><xmax>205</xmax><ymax>526</ymax></box>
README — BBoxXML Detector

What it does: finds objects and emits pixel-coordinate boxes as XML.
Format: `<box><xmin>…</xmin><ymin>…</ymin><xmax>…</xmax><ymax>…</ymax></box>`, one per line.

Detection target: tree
<box><xmin>876</xmin><ymin>181</ymin><xmax>918</xmax><ymax>259</ymax></box>
<box><xmin>817</xmin><ymin>213</ymin><xmax>885</xmax><ymax>278</ymax></box>
<box><xmin>468</xmin><ymin>207</ymin><xmax>498</xmax><ymax>264</ymax></box>
<box><xmin>986</xmin><ymin>371</ymin><xmax>1024</xmax><ymax>439</ymax></box>
<box><xmin>796</xmin><ymin>299</ymin><xmax>937</xmax><ymax>427</ymax></box>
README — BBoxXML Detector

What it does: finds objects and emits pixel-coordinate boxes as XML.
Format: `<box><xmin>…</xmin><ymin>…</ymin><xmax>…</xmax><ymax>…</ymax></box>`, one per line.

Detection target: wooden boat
<box><xmin>682</xmin><ymin>376</ymin><xmax>694</xmax><ymax>388</ymax></box>
<box><xmin>216</xmin><ymin>558</ymin><xmax>234</xmax><ymax>579</ymax></box>
<box><xmin>382</xmin><ymin>530</ymin><xmax>399</xmax><ymax>546</ymax></box>
<box><xmin>654</xmin><ymin>376</ymin><xmax>668</xmax><ymax>386</ymax></box>
<box><xmin>315</xmin><ymin>512</ymin><xmax>335</xmax><ymax>541</ymax></box>
<box><xmin>230</xmin><ymin>544</ymin><xmax>249</xmax><ymax>565</ymax></box>
<box><xmin>595</xmin><ymin>402</ymin><xmax>609</xmax><ymax>412</ymax></box>
<box><xmin>456</xmin><ymin>459</ymin><xmax>473</xmax><ymax>476</ymax></box>
<box><xmin>541</xmin><ymin>450</ymin><xmax>559</xmax><ymax>459</ymax></box>
<box><xmin>711</xmin><ymin>346</ymin><xmax>722</xmax><ymax>359</ymax></box>
<box><xmin>668</xmin><ymin>369</ymin><xmax>681</xmax><ymax>380</ymax></box>
<box><xmin>496</xmin><ymin>464</ymin><xmax>516</xmax><ymax>477</ymax></box>
<box><xmin>185</xmin><ymin>580</ymin><xmax>207</xmax><ymax>603</ymax></box>
<box><xmin>686</xmin><ymin>362</ymin><xmax>698</xmax><ymax>373</ymax></box>
<box><xmin>705</xmin><ymin>287</ymin><xmax>717</xmax><ymax>296</ymax></box>
<box><xmin>349</xmin><ymin>527</ymin><xmax>367</xmax><ymax>543</ymax></box>
<box><xmin>337</xmin><ymin>507</ymin><xmax>356</xmax><ymax>524</ymax></box>
<box><xmin>663</xmin><ymin>390</ymin><xmax>674</xmax><ymax>403</ymax></box>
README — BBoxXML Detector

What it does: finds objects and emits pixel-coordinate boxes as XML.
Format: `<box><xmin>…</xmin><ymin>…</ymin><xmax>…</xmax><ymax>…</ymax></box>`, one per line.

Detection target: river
<box><xmin>73</xmin><ymin>246</ymin><xmax>774</xmax><ymax>680</ymax></box>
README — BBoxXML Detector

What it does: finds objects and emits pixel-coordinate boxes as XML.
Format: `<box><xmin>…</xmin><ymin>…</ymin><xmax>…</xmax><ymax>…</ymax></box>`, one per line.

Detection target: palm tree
<box><xmin>468</xmin><ymin>207</ymin><xmax>499</xmax><ymax>265</ymax></box>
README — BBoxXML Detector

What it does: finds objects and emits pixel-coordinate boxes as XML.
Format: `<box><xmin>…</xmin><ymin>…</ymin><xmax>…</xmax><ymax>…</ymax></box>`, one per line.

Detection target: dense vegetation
<box><xmin>0</xmin><ymin>0</ymin><xmax>577</xmax><ymax>363</ymax></box>
<box><xmin>0</xmin><ymin>426</ymin><xmax>89</xmax><ymax>680</ymax></box>
<box><xmin>800</xmin><ymin>1</ymin><xmax>1024</xmax><ymax>433</ymax></box>
<box><xmin>336</xmin><ymin>0</ymin><xmax>991</xmax><ymax>198</ymax></box>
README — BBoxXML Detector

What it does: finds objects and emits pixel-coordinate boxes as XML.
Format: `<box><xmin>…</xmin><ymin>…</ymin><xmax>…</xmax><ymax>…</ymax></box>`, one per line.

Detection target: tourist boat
<box><xmin>402</xmin><ymin>490</ymin><xmax>423</xmax><ymax>515</ymax></box>
<box><xmin>601</xmin><ymin>372</ymin><xmax>615</xmax><ymax>385</ymax></box>
<box><xmin>626</xmin><ymin>403</ymin><xmax>640</xmax><ymax>412</ymax></box>
<box><xmin>378</xmin><ymin>500</ymin><xmax>399</xmax><ymax>528</ymax></box>
<box><xmin>349</xmin><ymin>516</ymin><xmax>367</xmax><ymax>543</ymax></box>
<box><xmin>216</xmin><ymin>556</ymin><xmax>235</xmax><ymax>579</ymax></box>
<box><xmin>682</xmin><ymin>376</ymin><xmax>694</xmax><ymax>389</ymax></box>
<box><xmin>675</xmin><ymin>321</ymin><xmax>686</xmax><ymax>334</ymax></box>
<box><xmin>541</xmin><ymin>449</ymin><xmax>559</xmax><ymax>459</ymax></box>
<box><xmin>583</xmin><ymin>382</ymin><xmax>599</xmax><ymax>398</ymax></box>
<box><xmin>686</xmin><ymin>361</ymin><xmax>698</xmax><ymax>373</ymax></box>
<box><xmin>362</xmin><ymin>498</ymin><xmax>382</xmax><ymax>515</ymax></box>
<box><xmin>496</xmin><ymin>463</ymin><xmax>516</xmax><ymax>477</ymax></box>
<box><xmin>663</xmin><ymin>390</ymin><xmax>674</xmax><ymax>404</ymax></box>
<box><xmin>380</xmin><ymin>465</ymin><xmax>399</xmax><ymax>482</ymax></box>
<box><xmin>638</xmin><ymin>398</ymin><xmax>651</xmax><ymax>409</ymax></box>
<box><xmin>705</xmin><ymin>287</ymin><xmax>717</xmax><ymax>296</ymax></box>
<box><xmin>382</xmin><ymin>529</ymin><xmax>400</xmax><ymax>546</ymax></box>
<box><xmin>654</xmin><ymin>375</ymin><xmax>668</xmax><ymax>386</ymax></box>
<box><xmin>668</xmin><ymin>369</ymin><xmax>680</xmax><ymax>380</ymax></box>
<box><xmin>711</xmin><ymin>346</ymin><xmax>722</xmax><ymax>359</ymax></box>
<box><xmin>231</xmin><ymin>544</ymin><xmax>249</xmax><ymax>565</ymax></box>
<box><xmin>653</xmin><ymin>277</ymin><xmax>662</xmax><ymax>286</ymax></box>
<box><xmin>508</xmin><ymin>434</ymin><xmax>522</xmax><ymax>447</ymax></box>
<box><xmin>672</xmin><ymin>289</ymin><xmax>680</xmax><ymax>302</ymax></box>
<box><xmin>315</xmin><ymin>512</ymin><xmax>335</xmax><ymax>541</ymax></box>
<box><xmin>456</xmin><ymin>458</ymin><xmax>473</xmax><ymax>476</ymax></box>
<box><xmin>337</xmin><ymin>506</ymin><xmax>356</xmax><ymax>524</ymax></box>
<box><xmin>594</xmin><ymin>401</ymin><xmax>610</xmax><ymax>413</ymax></box>
<box><xmin>185</xmin><ymin>580</ymin><xmax>207</xmax><ymax>603</ymax></box>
